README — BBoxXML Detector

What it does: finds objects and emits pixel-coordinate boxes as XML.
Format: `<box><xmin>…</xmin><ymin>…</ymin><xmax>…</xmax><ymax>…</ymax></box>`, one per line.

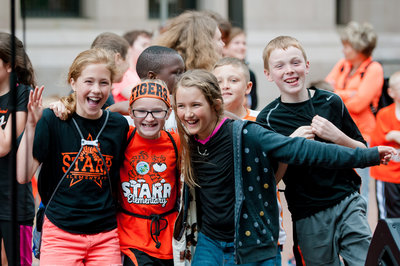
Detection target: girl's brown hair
<box><xmin>173</xmin><ymin>69</ymin><xmax>223</xmax><ymax>187</ymax></box>
<box><xmin>0</xmin><ymin>32</ymin><xmax>36</xmax><ymax>87</ymax></box>
<box><xmin>155</xmin><ymin>10</ymin><xmax>221</xmax><ymax>71</ymax></box>
<box><xmin>60</xmin><ymin>48</ymin><xmax>116</xmax><ymax>119</ymax></box>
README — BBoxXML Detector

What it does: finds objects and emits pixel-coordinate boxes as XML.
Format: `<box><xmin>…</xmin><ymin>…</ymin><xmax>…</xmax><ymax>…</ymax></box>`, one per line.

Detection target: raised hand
<box><xmin>27</xmin><ymin>86</ymin><xmax>44</xmax><ymax>127</ymax></box>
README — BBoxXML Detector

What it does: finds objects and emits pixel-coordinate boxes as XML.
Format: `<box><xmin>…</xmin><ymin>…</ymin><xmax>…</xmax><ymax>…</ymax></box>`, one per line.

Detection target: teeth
<box><xmin>286</xmin><ymin>78</ymin><xmax>297</xmax><ymax>83</ymax></box>
<box><xmin>88</xmin><ymin>97</ymin><xmax>100</xmax><ymax>102</ymax></box>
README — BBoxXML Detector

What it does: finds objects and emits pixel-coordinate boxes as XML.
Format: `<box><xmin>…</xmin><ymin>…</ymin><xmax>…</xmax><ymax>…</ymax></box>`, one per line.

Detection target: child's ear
<box><xmin>264</xmin><ymin>69</ymin><xmax>274</xmax><ymax>82</ymax></box>
<box><xmin>165</xmin><ymin>108</ymin><xmax>172</xmax><ymax>120</ymax></box>
<box><xmin>147</xmin><ymin>71</ymin><xmax>157</xmax><ymax>79</ymax></box>
<box><xmin>305</xmin><ymin>61</ymin><xmax>310</xmax><ymax>75</ymax></box>
<box><xmin>214</xmin><ymin>98</ymin><xmax>223</xmax><ymax>112</ymax></box>
<box><xmin>245</xmin><ymin>81</ymin><xmax>253</xmax><ymax>95</ymax></box>
<box><xmin>128</xmin><ymin>106</ymin><xmax>134</xmax><ymax>119</ymax></box>
<box><xmin>70</xmin><ymin>78</ymin><xmax>76</xmax><ymax>92</ymax></box>
<box><xmin>5</xmin><ymin>63</ymin><xmax>11</xmax><ymax>73</ymax></box>
<box><xmin>388</xmin><ymin>87</ymin><xmax>395</xmax><ymax>99</ymax></box>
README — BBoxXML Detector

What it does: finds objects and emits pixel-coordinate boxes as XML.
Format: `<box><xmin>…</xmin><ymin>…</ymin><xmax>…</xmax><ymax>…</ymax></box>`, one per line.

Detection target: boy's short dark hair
<box><xmin>263</xmin><ymin>35</ymin><xmax>307</xmax><ymax>71</ymax></box>
<box><xmin>136</xmin><ymin>45</ymin><xmax>181</xmax><ymax>78</ymax></box>
<box><xmin>91</xmin><ymin>32</ymin><xmax>129</xmax><ymax>59</ymax></box>
<box><xmin>213</xmin><ymin>57</ymin><xmax>250</xmax><ymax>82</ymax></box>
<box><xmin>123</xmin><ymin>30</ymin><xmax>153</xmax><ymax>46</ymax></box>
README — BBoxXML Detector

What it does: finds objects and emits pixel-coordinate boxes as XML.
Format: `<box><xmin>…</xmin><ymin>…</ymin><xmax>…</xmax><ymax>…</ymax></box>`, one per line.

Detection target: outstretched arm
<box><xmin>311</xmin><ymin>115</ymin><xmax>366</xmax><ymax>148</ymax></box>
<box><xmin>17</xmin><ymin>86</ymin><xmax>44</xmax><ymax>184</ymax></box>
<box><xmin>275</xmin><ymin>126</ymin><xmax>315</xmax><ymax>183</ymax></box>
<box><xmin>378</xmin><ymin>146</ymin><xmax>397</xmax><ymax>165</ymax></box>
<box><xmin>107</xmin><ymin>100</ymin><xmax>130</xmax><ymax>115</ymax></box>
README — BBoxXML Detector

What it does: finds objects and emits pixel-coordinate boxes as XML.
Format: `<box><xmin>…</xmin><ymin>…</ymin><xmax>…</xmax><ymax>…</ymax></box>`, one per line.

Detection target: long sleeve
<box><xmin>248</xmin><ymin>123</ymin><xmax>380</xmax><ymax>169</ymax></box>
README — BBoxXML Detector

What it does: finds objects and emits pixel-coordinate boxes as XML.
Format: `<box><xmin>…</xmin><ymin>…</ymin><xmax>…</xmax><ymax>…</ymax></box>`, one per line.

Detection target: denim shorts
<box><xmin>192</xmin><ymin>232</ymin><xmax>281</xmax><ymax>266</ymax></box>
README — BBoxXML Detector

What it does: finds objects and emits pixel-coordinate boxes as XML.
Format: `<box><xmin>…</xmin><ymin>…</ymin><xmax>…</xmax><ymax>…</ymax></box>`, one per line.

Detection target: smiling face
<box><xmin>213</xmin><ymin>64</ymin><xmax>251</xmax><ymax>115</ymax></box>
<box><xmin>176</xmin><ymin>86</ymin><xmax>220</xmax><ymax>140</ymax></box>
<box><xmin>130</xmin><ymin>97</ymin><xmax>170</xmax><ymax>139</ymax></box>
<box><xmin>70</xmin><ymin>63</ymin><xmax>112</xmax><ymax>119</ymax></box>
<box><xmin>265</xmin><ymin>46</ymin><xmax>310</xmax><ymax>102</ymax></box>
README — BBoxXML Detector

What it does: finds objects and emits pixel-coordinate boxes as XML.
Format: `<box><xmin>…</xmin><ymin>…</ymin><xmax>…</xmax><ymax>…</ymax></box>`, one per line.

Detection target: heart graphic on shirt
<box><xmin>153</xmin><ymin>163</ymin><xmax>167</xmax><ymax>173</ymax></box>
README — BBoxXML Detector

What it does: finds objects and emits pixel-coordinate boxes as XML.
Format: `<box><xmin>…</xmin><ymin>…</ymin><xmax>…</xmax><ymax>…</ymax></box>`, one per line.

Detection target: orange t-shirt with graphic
<box><xmin>117</xmin><ymin>126</ymin><xmax>180</xmax><ymax>260</ymax></box>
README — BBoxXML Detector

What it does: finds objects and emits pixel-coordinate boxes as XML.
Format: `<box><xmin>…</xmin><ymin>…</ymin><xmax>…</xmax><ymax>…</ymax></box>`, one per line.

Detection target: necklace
<box><xmin>197</xmin><ymin>146</ymin><xmax>209</xmax><ymax>156</ymax></box>
<box><xmin>195</xmin><ymin>118</ymin><xmax>220</xmax><ymax>157</ymax></box>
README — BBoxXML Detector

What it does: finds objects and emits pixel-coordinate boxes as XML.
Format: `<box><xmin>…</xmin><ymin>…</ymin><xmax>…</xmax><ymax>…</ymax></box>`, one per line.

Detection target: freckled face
<box><xmin>175</xmin><ymin>86</ymin><xmax>219</xmax><ymax>140</ymax></box>
<box><xmin>70</xmin><ymin>63</ymin><xmax>112</xmax><ymax>119</ymax></box>
<box><xmin>265</xmin><ymin>47</ymin><xmax>310</xmax><ymax>101</ymax></box>
<box><xmin>130</xmin><ymin>97</ymin><xmax>170</xmax><ymax>139</ymax></box>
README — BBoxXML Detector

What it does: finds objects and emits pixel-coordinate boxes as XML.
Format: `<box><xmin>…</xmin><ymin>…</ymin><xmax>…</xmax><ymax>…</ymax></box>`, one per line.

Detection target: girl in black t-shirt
<box><xmin>172</xmin><ymin>69</ymin><xmax>396</xmax><ymax>265</ymax></box>
<box><xmin>17</xmin><ymin>48</ymin><xmax>129</xmax><ymax>265</ymax></box>
<box><xmin>0</xmin><ymin>32</ymin><xmax>35</xmax><ymax>266</ymax></box>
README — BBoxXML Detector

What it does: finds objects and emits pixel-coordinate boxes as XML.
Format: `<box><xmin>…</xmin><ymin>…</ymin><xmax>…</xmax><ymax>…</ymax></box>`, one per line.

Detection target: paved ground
<box><xmin>280</xmin><ymin>178</ymin><xmax>379</xmax><ymax>266</ymax></box>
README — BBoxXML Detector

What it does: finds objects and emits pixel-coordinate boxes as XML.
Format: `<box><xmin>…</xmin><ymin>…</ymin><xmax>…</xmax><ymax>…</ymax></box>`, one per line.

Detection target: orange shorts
<box><xmin>40</xmin><ymin>216</ymin><xmax>122</xmax><ymax>266</ymax></box>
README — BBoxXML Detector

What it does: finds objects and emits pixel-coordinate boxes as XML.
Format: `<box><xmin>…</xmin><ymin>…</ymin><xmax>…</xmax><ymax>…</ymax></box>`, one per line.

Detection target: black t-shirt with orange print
<box><xmin>33</xmin><ymin>109</ymin><xmax>128</xmax><ymax>234</ymax></box>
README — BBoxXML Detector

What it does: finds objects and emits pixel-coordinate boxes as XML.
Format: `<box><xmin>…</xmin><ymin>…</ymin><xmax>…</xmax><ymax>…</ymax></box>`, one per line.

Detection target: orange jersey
<box><xmin>117</xmin><ymin>126</ymin><xmax>180</xmax><ymax>259</ymax></box>
<box><xmin>326</xmin><ymin>57</ymin><xmax>383</xmax><ymax>142</ymax></box>
<box><xmin>370</xmin><ymin>104</ymin><xmax>400</xmax><ymax>183</ymax></box>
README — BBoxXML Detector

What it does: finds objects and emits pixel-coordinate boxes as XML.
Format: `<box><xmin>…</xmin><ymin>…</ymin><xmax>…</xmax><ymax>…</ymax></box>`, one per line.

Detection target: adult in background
<box><xmin>325</xmin><ymin>21</ymin><xmax>384</xmax><ymax>207</ymax></box>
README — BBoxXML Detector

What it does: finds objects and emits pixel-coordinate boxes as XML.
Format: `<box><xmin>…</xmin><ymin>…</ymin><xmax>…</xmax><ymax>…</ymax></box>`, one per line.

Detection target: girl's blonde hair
<box><xmin>60</xmin><ymin>48</ymin><xmax>116</xmax><ymax>119</ymax></box>
<box><xmin>155</xmin><ymin>10</ymin><xmax>220</xmax><ymax>71</ymax></box>
<box><xmin>339</xmin><ymin>21</ymin><xmax>377</xmax><ymax>57</ymax></box>
<box><xmin>173</xmin><ymin>69</ymin><xmax>223</xmax><ymax>187</ymax></box>
<box><xmin>0</xmin><ymin>32</ymin><xmax>36</xmax><ymax>87</ymax></box>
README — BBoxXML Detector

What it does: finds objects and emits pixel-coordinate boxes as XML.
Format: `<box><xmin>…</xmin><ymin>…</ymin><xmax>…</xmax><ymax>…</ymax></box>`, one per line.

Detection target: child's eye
<box><xmin>101</xmin><ymin>81</ymin><xmax>110</xmax><ymax>85</ymax></box>
<box><xmin>85</xmin><ymin>80</ymin><xmax>93</xmax><ymax>84</ymax></box>
<box><xmin>275</xmin><ymin>64</ymin><xmax>283</xmax><ymax>69</ymax></box>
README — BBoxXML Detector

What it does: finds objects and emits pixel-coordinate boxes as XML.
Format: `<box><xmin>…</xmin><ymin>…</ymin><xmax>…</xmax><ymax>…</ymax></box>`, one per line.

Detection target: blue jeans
<box><xmin>192</xmin><ymin>232</ymin><xmax>281</xmax><ymax>266</ymax></box>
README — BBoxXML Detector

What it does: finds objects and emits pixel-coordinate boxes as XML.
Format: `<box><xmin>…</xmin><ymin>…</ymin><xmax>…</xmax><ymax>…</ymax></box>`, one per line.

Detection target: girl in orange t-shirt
<box><xmin>117</xmin><ymin>80</ymin><xmax>180</xmax><ymax>266</ymax></box>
